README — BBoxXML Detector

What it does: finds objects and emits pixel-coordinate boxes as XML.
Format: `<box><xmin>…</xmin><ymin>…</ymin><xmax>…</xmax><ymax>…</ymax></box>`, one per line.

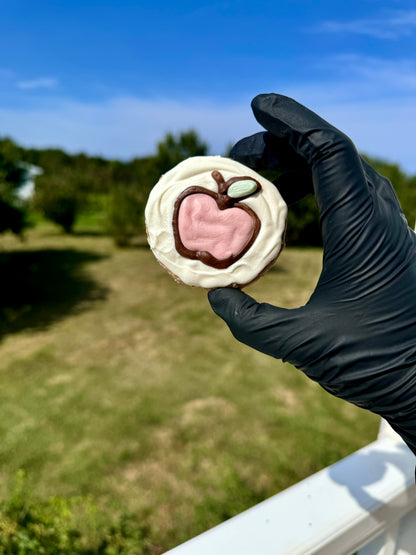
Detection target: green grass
<box><xmin>0</xmin><ymin>227</ymin><xmax>380</xmax><ymax>552</ymax></box>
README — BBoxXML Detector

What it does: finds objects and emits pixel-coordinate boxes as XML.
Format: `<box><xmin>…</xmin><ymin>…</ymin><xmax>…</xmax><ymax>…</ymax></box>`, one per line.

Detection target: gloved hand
<box><xmin>208</xmin><ymin>94</ymin><xmax>416</xmax><ymax>455</ymax></box>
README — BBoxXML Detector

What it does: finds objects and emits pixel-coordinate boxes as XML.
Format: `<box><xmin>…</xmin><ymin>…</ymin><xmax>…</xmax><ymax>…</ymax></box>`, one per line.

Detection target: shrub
<box><xmin>0</xmin><ymin>200</ymin><xmax>26</xmax><ymax>236</ymax></box>
<box><xmin>285</xmin><ymin>195</ymin><xmax>322</xmax><ymax>247</ymax></box>
<box><xmin>0</xmin><ymin>138</ymin><xmax>28</xmax><ymax>236</ymax></box>
<box><xmin>0</xmin><ymin>470</ymin><xmax>150</xmax><ymax>554</ymax></box>
<box><xmin>108</xmin><ymin>185</ymin><xmax>145</xmax><ymax>247</ymax></box>
<box><xmin>34</xmin><ymin>183</ymin><xmax>81</xmax><ymax>234</ymax></box>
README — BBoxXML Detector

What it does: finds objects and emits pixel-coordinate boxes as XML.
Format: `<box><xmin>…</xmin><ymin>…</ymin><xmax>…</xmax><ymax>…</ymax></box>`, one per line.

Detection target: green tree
<box><xmin>155</xmin><ymin>130</ymin><xmax>208</xmax><ymax>174</ymax></box>
<box><xmin>405</xmin><ymin>175</ymin><xmax>416</xmax><ymax>229</ymax></box>
<box><xmin>34</xmin><ymin>171</ymin><xmax>84</xmax><ymax>233</ymax></box>
<box><xmin>363</xmin><ymin>155</ymin><xmax>416</xmax><ymax>229</ymax></box>
<box><xmin>106</xmin><ymin>156</ymin><xmax>159</xmax><ymax>246</ymax></box>
<box><xmin>108</xmin><ymin>184</ymin><xmax>146</xmax><ymax>246</ymax></box>
<box><xmin>14</xmin><ymin>133</ymin><xmax>414</xmax><ymax>245</ymax></box>
<box><xmin>0</xmin><ymin>138</ymin><xmax>27</xmax><ymax>235</ymax></box>
<box><xmin>285</xmin><ymin>195</ymin><xmax>321</xmax><ymax>247</ymax></box>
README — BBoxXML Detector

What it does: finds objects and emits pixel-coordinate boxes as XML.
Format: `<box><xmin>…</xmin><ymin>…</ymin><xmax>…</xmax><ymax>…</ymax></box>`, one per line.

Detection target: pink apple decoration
<box><xmin>172</xmin><ymin>170</ymin><xmax>262</xmax><ymax>269</ymax></box>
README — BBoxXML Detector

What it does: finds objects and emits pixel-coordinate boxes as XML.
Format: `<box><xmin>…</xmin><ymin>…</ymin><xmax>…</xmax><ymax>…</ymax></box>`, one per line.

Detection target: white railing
<box><xmin>165</xmin><ymin>420</ymin><xmax>416</xmax><ymax>554</ymax></box>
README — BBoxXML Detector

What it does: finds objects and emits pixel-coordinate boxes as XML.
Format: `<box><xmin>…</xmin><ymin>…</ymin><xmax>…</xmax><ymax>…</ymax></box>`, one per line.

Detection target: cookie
<box><xmin>145</xmin><ymin>156</ymin><xmax>287</xmax><ymax>288</ymax></box>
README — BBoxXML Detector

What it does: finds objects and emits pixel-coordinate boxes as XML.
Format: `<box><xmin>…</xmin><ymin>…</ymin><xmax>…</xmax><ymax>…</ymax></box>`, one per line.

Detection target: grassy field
<box><xmin>0</xmin><ymin>225</ymin><xmax>380</xmax><ymax>552</ymax></box>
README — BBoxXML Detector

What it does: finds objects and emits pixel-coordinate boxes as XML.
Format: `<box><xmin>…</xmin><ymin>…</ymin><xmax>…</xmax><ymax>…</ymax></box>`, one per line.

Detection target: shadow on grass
<box><xmin>73</xmin><ymin>229</ymin><xmax>109</xmax><ymax>237</ymax></box>
<box><xmin>0</xmin><ymin>249</ymin><xmax>109</xmax><ymax>338</ymax></box>
<box><xmin>113</xmin><ymin>237</ymin><xmax>150</xmax><ymax>250</ymax></box>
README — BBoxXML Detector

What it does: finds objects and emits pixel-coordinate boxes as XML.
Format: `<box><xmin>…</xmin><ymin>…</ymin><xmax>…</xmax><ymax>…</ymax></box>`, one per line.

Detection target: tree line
<box><xmin>0</xmin><ymin>131</ymin><xmax>415</xmax><ymax>246</ymax></box>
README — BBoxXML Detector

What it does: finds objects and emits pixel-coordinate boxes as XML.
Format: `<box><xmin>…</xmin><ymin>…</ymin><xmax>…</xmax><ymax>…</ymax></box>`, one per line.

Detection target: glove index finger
<box><xmin>251</xmin><ymin>94</ymin><xmax>344</xmax><ymax>161</ymax></box>
<box><xmin>230</xmin><ymin>132</ymin><xmax>281</xmax><ymax>172</ymax></box>
<box><xmin>230</xmin><ymin>131</ymin><xmax>309</xmax><ymax>173</ymax></box>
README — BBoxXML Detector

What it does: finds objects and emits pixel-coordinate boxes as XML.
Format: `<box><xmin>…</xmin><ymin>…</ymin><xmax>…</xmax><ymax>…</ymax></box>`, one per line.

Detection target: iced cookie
<box><xmin>145</xmin><ymin>156</ymin><xmax>287</xmax><ymax>288</ymax></box>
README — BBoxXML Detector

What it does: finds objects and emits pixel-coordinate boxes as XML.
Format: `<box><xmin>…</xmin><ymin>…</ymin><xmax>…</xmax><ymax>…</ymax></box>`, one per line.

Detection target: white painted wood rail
<box><xmin>165</xmin><ymin>420</ymin><xmax>416</xmax><ymax>554</ymax></box>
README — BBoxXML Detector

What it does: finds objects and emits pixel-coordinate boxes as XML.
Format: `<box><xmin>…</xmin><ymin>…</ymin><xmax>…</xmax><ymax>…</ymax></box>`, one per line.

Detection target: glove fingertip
<box><xmin>208</xmin><ymin>287</ymin><xmax>248</xmax><ymax>320</ymax></box>
<box><xmin>229</xmin><ymin>139</ymin><xmax>247</xmax><ymax>164</ymax></box>
<box><xmin>229</xmin><ymin>133</ymin><xmax>267</xmax><ymax>170</ymax></box>
<box><xmin>251</xmin><ymin>93</ymin><xmax>280</xmax><ymax>116</ymax></box>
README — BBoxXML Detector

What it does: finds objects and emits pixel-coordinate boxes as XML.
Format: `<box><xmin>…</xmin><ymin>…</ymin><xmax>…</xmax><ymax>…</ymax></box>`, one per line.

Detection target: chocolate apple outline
<box><xmin>172</xmin><ymin>170</ymin><xmax>262</xmax><ymax>269</ymax></box>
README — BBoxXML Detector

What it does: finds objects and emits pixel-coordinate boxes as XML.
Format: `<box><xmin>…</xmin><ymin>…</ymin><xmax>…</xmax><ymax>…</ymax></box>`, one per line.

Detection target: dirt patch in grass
<box><xmin>180</xmin><ymin>397</ymin><xmax>237</xmax><ymax>426</ymax></box>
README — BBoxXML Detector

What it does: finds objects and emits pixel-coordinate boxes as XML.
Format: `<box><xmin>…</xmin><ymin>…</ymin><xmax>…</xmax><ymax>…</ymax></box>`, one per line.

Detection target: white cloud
<box><xmin>16</xmin><ymin>77</ymin><xmax>58</xmax><ymax>90</ymax></box>
<box><xmin>1</xmin><ymin>51</ymin><xmax>416</xmax><ymax>176</ymax></box>
<box><xmin>277</xmin><ymin>54</ymin><xmax>416</xmax><ymax>172</ymax></box>
<box><xmin>0</xmin><ymin>91</ymin><xmax>415</xmax><ymax>176</ymax></box>
<box><xmin>0</xmin><ymin>94</ymin><xmax>261</xmax><ymax>158</ymax></box>
<box><xmin>318</xmin><ymin>9</ymin><xmax>416</xmax><ymax>39</ymax></box>
<box><xmin>283</xmin><ymin>91</ymin><xmax>416</xmax><ymax>172</ymax></box>
<box><xmin>312</xmin><ymin>55</ymin><xmax>416</xmax><ymax>96</ymax></box>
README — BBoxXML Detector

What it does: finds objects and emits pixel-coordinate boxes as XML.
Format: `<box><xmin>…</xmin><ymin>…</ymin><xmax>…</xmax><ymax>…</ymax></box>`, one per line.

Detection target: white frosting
<box><xmin>145</xmin><ymin>156</ymin><xmax>287</xmax><ymax>288</ymax></box>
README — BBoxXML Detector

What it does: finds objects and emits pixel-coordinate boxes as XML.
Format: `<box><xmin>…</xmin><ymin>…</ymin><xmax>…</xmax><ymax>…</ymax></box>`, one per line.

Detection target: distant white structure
<box><xmin>17</xmin><ymin>162</ymin><xmax>43</xmax><ymax>200</ymax></box>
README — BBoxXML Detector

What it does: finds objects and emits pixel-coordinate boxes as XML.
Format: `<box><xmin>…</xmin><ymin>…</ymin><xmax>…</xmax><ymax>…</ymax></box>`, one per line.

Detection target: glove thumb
<box><xmin>208</xmin><ymin>288</ymin><xmax>298</xmax><ymax>360</ymax></box>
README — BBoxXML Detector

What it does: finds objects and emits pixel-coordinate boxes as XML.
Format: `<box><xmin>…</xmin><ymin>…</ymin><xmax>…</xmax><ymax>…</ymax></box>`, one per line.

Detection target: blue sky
<box><xmin>1</xmin><ymin>0</ymin><xmax>416</xmax><ymax>173</ymax></box>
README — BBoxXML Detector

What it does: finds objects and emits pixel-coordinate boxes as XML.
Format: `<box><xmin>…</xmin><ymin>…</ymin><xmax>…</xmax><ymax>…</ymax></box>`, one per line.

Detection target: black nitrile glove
<box><xmin>209</xmin><ymin>94</ymin><xmax>416</xmax><ymax>455</ymax></box>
